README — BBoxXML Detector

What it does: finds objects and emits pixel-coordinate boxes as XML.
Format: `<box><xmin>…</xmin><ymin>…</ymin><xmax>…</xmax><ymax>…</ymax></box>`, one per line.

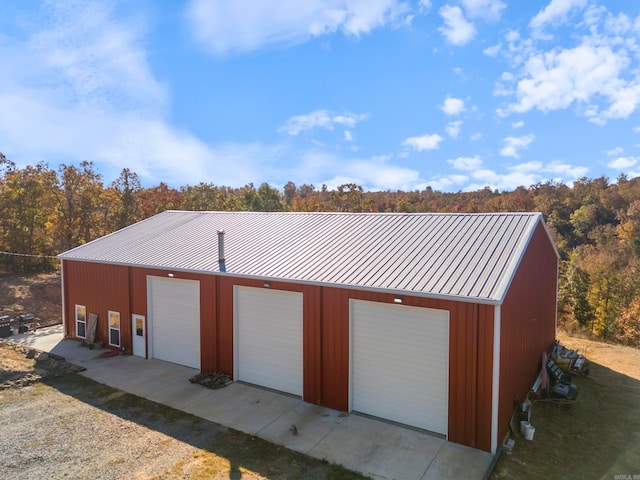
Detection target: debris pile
<box><xmin>507</xmin><ymin>340</ymin><xmax>590</xmax><ymax>449</ymax></box>
<box><xmin>0</xmin><ymin>340</ymin><xmax>85</xmax><ymax>390</ymax></box>
<box><xmin>552</xmin><ymin>342</ymin><xmax>590</xmax><ymax>376</ymax></box>
<box><xmin>532</xmin><ymin>340</ymin><xmax>590</xmax><ymax>401</ymax></box>
<box><xmin>189</xmin><ymin>372</ymin><xmax>233</xmax><ymax>389</ymax></box>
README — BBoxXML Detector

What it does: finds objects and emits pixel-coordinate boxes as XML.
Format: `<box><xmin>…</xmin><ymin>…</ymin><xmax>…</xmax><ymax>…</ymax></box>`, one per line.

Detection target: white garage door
<box><xmin>148</xmin><ymin>276</ymin><xmax>201</xmax><ymax>369</ymax></box>
<box><xmin>234</xmin><ymin>286</ymin><xmax>303</xmax><ymax>396</ymax></box>
<box><xmin>351</xmin><ymin>299</ymin><xmax>449</xmax><ymax>435</ymax></box>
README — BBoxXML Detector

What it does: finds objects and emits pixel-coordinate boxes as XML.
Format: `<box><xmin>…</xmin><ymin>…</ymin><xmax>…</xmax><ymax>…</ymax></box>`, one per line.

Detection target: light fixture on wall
<box><xmin>264</xmin><ymin>281</ymin><xmax>271</xmax><ymax>288</ymax></box>
<box><xmin>168</xmin><ymin>273</ymin><xmax>174</xmax><ymax>277</ymax></box>
<box><xmin>394</xmin><ymin>296</ymin><xmax>402</xmax><ymax>304</ymax></box>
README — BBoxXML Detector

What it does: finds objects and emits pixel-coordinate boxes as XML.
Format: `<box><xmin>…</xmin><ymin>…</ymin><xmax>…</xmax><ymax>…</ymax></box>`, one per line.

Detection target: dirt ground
<box><xmin>491</xmin><ymin>333</ymin><xmax>640</xmax><ymax>480</ymax></box>
<box><xmin>0</xmin><ymin>341</ymin><xmax>365</xmax><ymax>480</ymax></box>
<box><xmin>0</xmin><ymin>272</ymin><xmax>62</xmax><ymax>326</ymax></box>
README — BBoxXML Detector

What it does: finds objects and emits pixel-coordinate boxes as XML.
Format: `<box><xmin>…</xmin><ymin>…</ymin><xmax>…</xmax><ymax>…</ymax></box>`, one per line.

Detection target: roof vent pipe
<box><xmin>217</xmin><ymin>230</ymin><xmax>226</xmax><ymax>273</ymax></box>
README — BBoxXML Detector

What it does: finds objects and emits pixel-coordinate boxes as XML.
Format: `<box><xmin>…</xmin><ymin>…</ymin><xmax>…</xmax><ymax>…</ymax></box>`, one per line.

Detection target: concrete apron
<box><xmin>9</xmin><ymin>325</ymin><xmax>494</xmax><ymax>480</ymax></box>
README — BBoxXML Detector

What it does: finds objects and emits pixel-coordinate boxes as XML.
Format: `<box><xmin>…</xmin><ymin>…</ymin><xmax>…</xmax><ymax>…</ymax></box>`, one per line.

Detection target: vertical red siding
<box><xmin>303</xmin><ymin>286</ymin><xmax>322</xmax><ymax>405</ymax></box>
<box><xmin>63</xmin><ymin>260</ymin><xmax>496</xmax><ymax>451</ymax></box>
<box><xmin>128</xmin><ymin>267</ymin><xmax>217</xmax><ymax>371</ymax></box>
<box><xmin>198</xmin><ymin>275</ymin><xmax>217</xmax><ymax>372</ymax></box>
<box><xmin>476</xmin><ymin>304</ymin><xmax>495</xmax><ymax>451</ymax></box>
<box><xmin>62</xmin><ymin>260</ymin><xmax>131</xmax><ymax>351</ymax></box>
<box><xmin>320</xmin><ymin>287</ymin><xmax>350</xmax><ymax>411</ymax></box>
<box><xmin>216</xmin><ymin>277</ymin><xmax>323</xmax><ymax>404</ymax></box>
<box><xmin>498</xmin><ymin>222</ymin><xmax>558</xmax><ymax>445</ymax></box>
<box><xmin>217</xmin><ymin>276</ymin><xmax>234</xmax><ymax>375</ymax></box>
<box><xmin>318</xmin><ymin>287</ymin><xmax>494</xmax><ymax>451</ymax></box>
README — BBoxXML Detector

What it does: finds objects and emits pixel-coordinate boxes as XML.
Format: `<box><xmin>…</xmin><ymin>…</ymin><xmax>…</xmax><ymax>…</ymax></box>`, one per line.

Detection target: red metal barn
<box><xmin>58</xmin><ymin>211</ymin><xmax>558</xmax><ymax>453</ymax></box>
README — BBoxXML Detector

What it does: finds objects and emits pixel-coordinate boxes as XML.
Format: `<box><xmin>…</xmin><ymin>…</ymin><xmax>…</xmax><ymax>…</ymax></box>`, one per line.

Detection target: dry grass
<box><xmin>0</xmin><ymin>272</ymin><xmax>62</xmax><ymax>325</ymax></box>
<box><xmin>491</xmin><ymin>334</ymin><xmax>640</xmax><ymax>480</ymax></box>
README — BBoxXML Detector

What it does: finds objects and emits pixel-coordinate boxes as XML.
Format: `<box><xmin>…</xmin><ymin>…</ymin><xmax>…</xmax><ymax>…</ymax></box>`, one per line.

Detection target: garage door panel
<box><xmin>235</xmin><ymin>287</ymin><xmax>303</xmax><ymax>396</ymax></box>
<box><xmin>149</xmin><ymin>277</ymin><xmax>200</xmax><ymax>369</ymax></box>
<box><xmin>351</xmin><ymin>300</ymin><xmax>449</xmax><ymax>435</ymax></box>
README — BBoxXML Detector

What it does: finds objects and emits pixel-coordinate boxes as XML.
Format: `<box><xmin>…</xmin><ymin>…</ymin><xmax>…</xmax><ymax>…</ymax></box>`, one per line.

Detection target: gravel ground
<box><xmin>0</xmin><ymin>384</ymin><xmax>207</xmax><ymax>480</ymax></box>
<box><xmin>0</xmin><ymin>343</ymin><xmax>365</xmax><ymax>480</ymax></box>
<box><xmin>0</xmin><ymin>360</ymin><xmax>221</xmax><ymax>480</ymax></box>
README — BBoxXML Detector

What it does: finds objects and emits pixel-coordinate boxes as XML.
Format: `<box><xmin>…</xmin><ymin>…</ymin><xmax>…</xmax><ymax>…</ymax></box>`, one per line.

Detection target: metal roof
<box><xmin>58</xmin><ymin>211</ymin><xmax>554</xmax><ymax>304</ymax></box>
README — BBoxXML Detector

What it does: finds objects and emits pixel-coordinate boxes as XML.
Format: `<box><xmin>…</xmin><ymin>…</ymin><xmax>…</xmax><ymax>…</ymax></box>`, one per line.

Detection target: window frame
<box><xmin>108</xmin><ymin>310</ymin><xmax>121</xmax><ymax>347</ymax></box>
<box><xmin>75</xmin><ymin>304</ymin><xmax>87</xmax><ymax>339</ymax></box>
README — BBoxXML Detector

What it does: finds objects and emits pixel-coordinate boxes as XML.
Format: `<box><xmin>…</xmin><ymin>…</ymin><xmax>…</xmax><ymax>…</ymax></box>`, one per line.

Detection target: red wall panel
<box><xmin>498</xmin><ymin>222</ymin><xmax>558</xmax><ymax>445</ymax></box>
<box><xmin>128</xmin><ymin>267</ymin><xmax>217</xmax><ymax>372</ymax></box>
<box><xmin>318</xmin><ymin>286</ymin><xmax>494</xmax><ymax>451</ymax></box>
<box><xmin>216</xmin><ymin>276</ymin><xmax>323</xmax><ymax>405</ymax></box>
<box><xmin>63</xmin><ymin>260</ymin><xmax>495</xmax><ymax>451</ymax></box>
<box><xmin>62</xmin><ymin>260</ymin><xmax>131</xmax><ymax>351</ymax></box>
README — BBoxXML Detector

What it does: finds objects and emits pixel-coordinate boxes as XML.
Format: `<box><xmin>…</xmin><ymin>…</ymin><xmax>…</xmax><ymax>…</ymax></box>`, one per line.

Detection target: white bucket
<box><xmin>520</xmin><ymin>421</ymin><xmax>535</xmax><ymax>440</ymax></box>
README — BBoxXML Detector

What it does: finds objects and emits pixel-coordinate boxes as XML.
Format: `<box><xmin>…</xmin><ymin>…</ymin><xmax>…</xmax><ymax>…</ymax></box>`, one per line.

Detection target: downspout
<box><xmin>217</xmin><ymin>230</ymin><xmax>226</xmax><ymax>273</ymax></box>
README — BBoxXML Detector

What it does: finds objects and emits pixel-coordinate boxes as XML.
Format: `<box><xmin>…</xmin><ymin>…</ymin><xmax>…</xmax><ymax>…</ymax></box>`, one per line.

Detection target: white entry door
<box><xmin>132</xmin><ymin>314</ymin><xmax>146</xmax><ymax>358</ymax></box>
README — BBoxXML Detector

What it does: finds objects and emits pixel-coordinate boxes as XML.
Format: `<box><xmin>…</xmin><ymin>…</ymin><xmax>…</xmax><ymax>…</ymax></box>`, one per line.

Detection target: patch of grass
<box><xmin>491</xmin><ymin>335</ymin><xmax>640</xmax><ymax>480</ymax></box>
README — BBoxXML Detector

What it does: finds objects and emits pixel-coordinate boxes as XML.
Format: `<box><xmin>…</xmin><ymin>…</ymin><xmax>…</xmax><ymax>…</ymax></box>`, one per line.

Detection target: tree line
<box><xmin>1</xmin><ymin>153</ymin><xmax>639</xmax><ymax>347</ymax></box>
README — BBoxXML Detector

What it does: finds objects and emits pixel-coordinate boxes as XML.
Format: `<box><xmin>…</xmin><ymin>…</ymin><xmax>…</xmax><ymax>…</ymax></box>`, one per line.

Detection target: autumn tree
<box><xmin>330</xmin><ymin>183</ymin><xmax>374</xmax><ymax>212</ymax></box>
<box><xmin>617</xmin><ymin>297</ymin><xmax>640</xmax><ymax>347</ymax></box>
<box><xmin>52</xmin><ymin>162</ymin><xmax>107</xmax><ymax>251</ymax></box>
<box><xmin>138</xmin><ymin>182</ymin><xmax>183</xmax><ymax>217</ymax></box>
<box><xmin>0</xmin><ymin>162</ymin><xmax>58</xmax><ymax>270</ymax></box>
<box><xmin>111</xmin><ymin>168</ymin><xmax>142</xmax><ymax>229</ymax></box>
<box><xmin>283</xmin><ymin>181</ymin><xmax>296</xmax><ymax>209</ymax></box>
<box><xmin>237</xmin><ymin>183</ymin><xmax>283</xmax><ymax>211</ymax></box>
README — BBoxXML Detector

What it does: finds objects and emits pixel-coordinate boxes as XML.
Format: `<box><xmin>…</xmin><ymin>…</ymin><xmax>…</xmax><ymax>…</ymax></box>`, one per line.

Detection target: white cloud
<box><xmin>517</xmin><ymin>161</ymin><xmax>544</xmax><ymax>171</ymax></box>
<box><xmin>470</xmin><ymin>132</ymin><xmax>483</xmax><ymax>141</ymax></box>
<box><xmin>512</xmin><ymin>120</ymin><xmax>525</xmax><ymax>129</ymax></box>
<box><xmin>186</xmin><ymin>0</ymin><xmax>411</xmax><ymax>55</ymax></box>
<box><xmin>448</xmin><ymin>155</ymin><xmax>482</xmax><ymax>170</ymax></box>
<box><xmin>500</xmin><ymin>134</ymin><xmax>535</xmax><ymax>158</ymax></box>
<box><xmin>461</xmin><ymin>0</ymin><xmax>506</xmax><ymax>21</ymax></box>
<box><xmin>312</xmin><ymin>153</ymin><xmax>427</xmax><ymax>191</ymax></box>
<box><xmin>427</xmin><ymin>174</ymin><xmax>469</xmax><ymax>191</ymax></box>
<box><xmin>608</xmin><ymin>156</ymin><xmax>638</xmax><ymax>170</ymax></box>
<box><xmin>483</xmin><ymin>43</ymin><xmax>501</xmax><ymax>57</ymax></box>
<box><xmin>344</xmin><ymin>130</ymin><xmax>353</xmax><ymax>141</ymax></box>
<box><xmin>0</xmin><ymin>2</ymin><xmax>292</xmax><ymax>188</ymax></box>
<box><xmin>507</xmin><ymin>44</ymin><xmax>627</xmax><ymax>115</ymax></box>
<box><xmin>605</xmin><ymin>147</ymin><xmax>624</xmax><ymax>157</ymax></box>
<box><xmin>498</xmin><ymin>8</ymin><xmax>640</xmax><ymax>125</ymax></box>
<box><xmin>438</xmin><ymin>5</ymin><xmax>476</xmax><ymax>46</ymax></box>
<box><xmin>333</xmin><ymin>113</ymin><xmax>368</xmax><ymax>127</ymax></box>
<box><xmin>402</xmin><ymin>133</ymin><xmax>443</xmax><ymax>151</ymax></box>
<box><xmin>419</xmin><ymin>0</ymin><xmax>432</xmax><ymax>13</ymax></box>
<box><xmin>440</xmin><ymin>97</ymin><xmax>466</xmax><ymax>115</ymax></box>
<box><xmin>460</xmin><ymin>160</ymin><xmax>588</xmax><ymax>192</ymax></box>
<box><xmin>445</xmin><ymin>120</ymin><xmax>463</xmax><ymax>138</ymax></box>
<box><xmin>543</xmin><ymin>162</ymin><xmax>589</xmax><ymax>178</ymax></box>
<box><xmin>530</xmin><ymin>0</ymin><xmax>588</xmax><ymax>31</ymax></box>
<box><xmin>25</xmin><ymin>2</ymin><xmax>167</xmax><ymax>117</ymax></box>
<box><xmin>278</xmin><ymin>110</ymin><xmax>368</xmax><ymax>135</ymax></box>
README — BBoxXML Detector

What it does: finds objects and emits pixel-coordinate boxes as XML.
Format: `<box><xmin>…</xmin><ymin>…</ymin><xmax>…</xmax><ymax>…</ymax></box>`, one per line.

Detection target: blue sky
<box><xmin>1</xmin><ymin>0</ymin><xmax>640</xmax><ymax>192</ymax></box>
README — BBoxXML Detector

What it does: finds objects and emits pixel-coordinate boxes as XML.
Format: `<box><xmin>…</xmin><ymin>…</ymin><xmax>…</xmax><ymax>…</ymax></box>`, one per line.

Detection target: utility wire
<box><xmin>0</xmin><ymin>251</ymin><xmax>60</xmax><ymax>260</ymax></box>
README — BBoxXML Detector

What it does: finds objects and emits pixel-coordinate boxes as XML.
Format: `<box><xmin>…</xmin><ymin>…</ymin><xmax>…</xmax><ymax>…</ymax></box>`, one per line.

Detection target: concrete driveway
<box><xmin>10</xmin><ymin>325</ymin><xmax>494</xmax><ymax>480</ymax></box>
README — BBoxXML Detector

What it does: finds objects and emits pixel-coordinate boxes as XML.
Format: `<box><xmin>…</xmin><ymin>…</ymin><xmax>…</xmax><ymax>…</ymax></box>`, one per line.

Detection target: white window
<box><xmin>75</xmin><ymin>305</ymin><xmax>87</xmax><ymax>339</ymax></box>
<box><xmin>108</xmin><ymin>311</ymin><xmax>121</xmax><ymax>347</ymax></box>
